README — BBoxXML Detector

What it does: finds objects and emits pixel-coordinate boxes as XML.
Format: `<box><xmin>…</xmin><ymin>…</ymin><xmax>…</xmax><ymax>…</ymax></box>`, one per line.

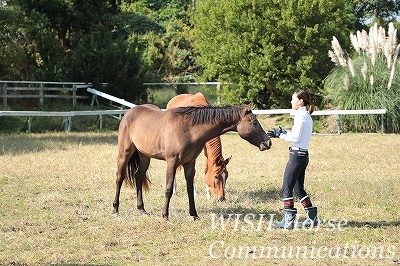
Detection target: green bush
<box><xmin>325</xmin><ymin>23</ymin><xmax>400</xmax><ymax>133</ymax></box>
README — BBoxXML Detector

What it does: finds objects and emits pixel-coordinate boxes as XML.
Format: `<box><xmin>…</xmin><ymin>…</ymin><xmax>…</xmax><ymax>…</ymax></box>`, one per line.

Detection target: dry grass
<box><xmin>1</xmin><ymin>131</ymin><xmax>400</xmax><ymax>265</ymax></box>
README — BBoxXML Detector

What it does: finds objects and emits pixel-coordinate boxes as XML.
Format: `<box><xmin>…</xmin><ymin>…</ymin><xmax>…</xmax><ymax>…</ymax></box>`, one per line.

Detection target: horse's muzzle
<box><xmin>259</xmin><ymin>139</ymin><xmax>272</xmax><ymax>151</ymax></box>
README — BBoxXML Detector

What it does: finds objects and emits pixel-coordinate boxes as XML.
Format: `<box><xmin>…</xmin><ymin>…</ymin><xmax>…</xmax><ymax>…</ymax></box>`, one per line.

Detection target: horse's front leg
<box><xmin>183</xmin><ymin>161</ymin><xmax>199</xmax><ymax>220</ymax></box>
<box><xmin>162</xmin><ymin>162</ymin><xmax>177</xmax><ymax>221</ymax></box>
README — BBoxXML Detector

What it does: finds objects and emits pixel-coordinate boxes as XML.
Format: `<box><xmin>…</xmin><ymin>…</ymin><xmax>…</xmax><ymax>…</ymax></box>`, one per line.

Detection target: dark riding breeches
<box><xmin>281</xmin><ymin>150</ymin><xmax>309</xmax><ymax>199</ymax></box>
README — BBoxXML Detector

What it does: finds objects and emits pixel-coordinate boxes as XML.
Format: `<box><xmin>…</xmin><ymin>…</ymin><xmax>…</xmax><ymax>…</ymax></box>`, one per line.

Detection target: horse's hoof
<box><xmin>162</xmin><ymin>214</ymin><xmax>169</xmax><ymax>221</ymax></box>
<box><xmin>112</xmin><ymin>209</ymin><xmax>119</xmax><ymax>215</ymax></box>
<box><xmin>193</xmin><ymin>216</ymin><xmax>200</xmax><ymax>221</ymax></box>
<box><xmin>139</xmin><ymin>209</ymin><xmax>150</xmax><ymax>216</ymax></box>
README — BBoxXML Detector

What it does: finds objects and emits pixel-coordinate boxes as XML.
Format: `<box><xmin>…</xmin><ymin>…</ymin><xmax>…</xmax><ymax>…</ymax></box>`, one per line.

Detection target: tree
<box><xmin>0</xmin><ymin>1</ymin><xmax>40</xmax><ymax>79</ymax></box>
<box><xmin>355</xmin><ymin>0</ymin><xmax>400</xmax><ymax>25</ymax></box>
<box><xmin>0</xmin><ymin>0</ymin><xmax>197</xmax><ymax>103</ymax></box>
<box><xmin>0</xmin><ymin>0</ymin><xmax>121</xmax><ymax>83</ymax></box>
<box><xmin>123</xmin><ymin>0</ymin><xmax>199</xmax><ymax>83</ymax></box>
<box><xmin>192</xmin><ymin>0</ymin><xmax>356</xmax><ymax>108</ymax></box>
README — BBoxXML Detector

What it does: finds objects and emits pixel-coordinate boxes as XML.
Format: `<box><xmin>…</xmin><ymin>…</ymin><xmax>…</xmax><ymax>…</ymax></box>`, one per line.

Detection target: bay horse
<box><xmin>166</xmin><ymin>92</ymin><xmax>231</xmax><ymax>201</ymax></box>
<box><xmin>113</xmin><ymin>103</ymin><xmax>272</xmax><ymax>220</ymax></box>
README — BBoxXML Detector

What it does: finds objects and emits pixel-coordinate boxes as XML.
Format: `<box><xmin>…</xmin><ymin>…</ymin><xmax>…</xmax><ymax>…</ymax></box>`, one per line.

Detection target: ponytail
<box><xmin>307</xmin><ymin>103</ymin><xmax>315</xmax><ymax>115</ymax></box>
<box><xmin>295</xmin><ymin>90</ymin><xmax>314</xmax><ymax>115</ymax></box>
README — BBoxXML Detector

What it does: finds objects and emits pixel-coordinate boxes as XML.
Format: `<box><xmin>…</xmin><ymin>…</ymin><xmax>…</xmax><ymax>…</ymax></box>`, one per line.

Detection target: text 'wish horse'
<box><xmin>113</xmin><ymin>103</ymin><xmax>272</xmax><ymax>220</ymax></box>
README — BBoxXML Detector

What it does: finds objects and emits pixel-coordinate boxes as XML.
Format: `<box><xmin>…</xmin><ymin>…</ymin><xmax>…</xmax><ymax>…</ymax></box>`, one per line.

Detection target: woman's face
<box><xmin>290</xmin><ymin>93</ymin><xmax>303</xmax><ymax>110</ymax></box>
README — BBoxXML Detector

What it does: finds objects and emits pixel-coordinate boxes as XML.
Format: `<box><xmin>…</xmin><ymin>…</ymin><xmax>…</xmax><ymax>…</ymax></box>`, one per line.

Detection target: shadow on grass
<box><xmin>209</xmin><ymin>187</ymin><xmax>282</xmax><ymax>216</ymax></box>
<box><xmin>7</xmin><ymin>263</ymin><xmax>113</xmax><ymax>266</ymax></box>
<box><xmin>0</xmin><ymin>133</ymin><xmax>117</xmax><ymax>155</ymax></box>
<box><xmin>246</xmin><ymin>187</ymin><xmax>281</xmax><ymax>201</ymax></box>
<box><xmin>48</xmin><ymin>265</ymin><xmax>113</xmax><ymax>266</ymax></box>
<box><xmin>210</xmin><ymin>206</ymin><xmax>282</xmax><ymax>218</ymax></box>
<box><xmin>348</xmin><ymin>220</ymin><xmax>400</xmax><ymax>228</ymax></box>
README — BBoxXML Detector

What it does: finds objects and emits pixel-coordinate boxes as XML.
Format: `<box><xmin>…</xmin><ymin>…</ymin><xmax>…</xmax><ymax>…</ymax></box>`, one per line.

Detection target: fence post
<box><xmin>90</xmin><ymin>94</ymin><xmax>98</xmax><ymax>107</ymax></box>
<box><xmin>64</xmin><ymin>117</ymin><xmax>68</xmax><ymax>132</ymax></box>
<box><xmin>217</xmin><ymin>83</ymin><xmax>221</xmax><ymax>105</ymax></box>
<box><xmin>72</xmin><ymin>84</ymin><xmax>77</xmax><ymax>107</ymax></box>
<box><xmin>381</xmin><ymin>114</ymin><xmax>385</xmax><ymax>133</ymax></box>
<box><xmin>336</xmin><ymin>115</ymin><xmax>341</xmax><ymax>134</ymax></box>
<box><xmin>27</xmin><ymin>116</ymin><xmax>32</xmax><ymax>133</ymax></box>
<box><xmin>39</xmin><ymin>83</ymin><xmax>44</xmax><ymax>106</ymax></box>
<box><xmin>2</xmin><ymin>82</ymin><xmax>7</xmax><ymax>106</ymax></box>
<box><xmin>99</xmin><ymin>115</ymin><xmax>103</xmax><ymax>130</ymax></box>
<box><xmin>64</xmin><ymin>116</ymin><xmax>72</xmax><ymax>132</ymax></box>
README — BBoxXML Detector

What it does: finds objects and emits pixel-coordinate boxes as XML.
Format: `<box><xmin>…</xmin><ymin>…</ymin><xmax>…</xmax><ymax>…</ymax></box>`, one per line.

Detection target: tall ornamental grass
<box><xmin>324</xmin><ymin>23</ymin><xmax>400</xmax><ymax>133</ymax></box>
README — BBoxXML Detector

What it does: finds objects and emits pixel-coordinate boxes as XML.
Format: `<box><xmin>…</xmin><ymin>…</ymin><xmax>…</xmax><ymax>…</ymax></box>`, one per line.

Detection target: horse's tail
<box><xmin>124</xmin><ymin>150</ymin><xmax>150</xmax><ymax>192</ymax></box>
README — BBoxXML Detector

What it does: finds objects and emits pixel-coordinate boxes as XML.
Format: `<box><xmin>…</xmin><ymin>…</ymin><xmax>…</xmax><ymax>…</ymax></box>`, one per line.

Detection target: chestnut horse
<box><xmin>166</xmin><ymin>92</ymin><xmax>231</xmax><ymax>201</ymax></box>
<box><xmin>113</xmin><ymin>103</ymin><xmax>272</xmax><ymax>220</ymax></box>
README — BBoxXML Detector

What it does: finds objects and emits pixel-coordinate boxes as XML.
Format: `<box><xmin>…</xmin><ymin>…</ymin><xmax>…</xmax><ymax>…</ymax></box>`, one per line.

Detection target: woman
<box><xmin>267</xmin><ymin>90</ymin><xmax>318</xmax><ymax>229</ymax></box>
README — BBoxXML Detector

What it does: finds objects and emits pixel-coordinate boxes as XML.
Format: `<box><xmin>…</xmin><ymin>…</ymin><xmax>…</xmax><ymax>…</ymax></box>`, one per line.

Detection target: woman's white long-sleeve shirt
<box><xmin>279</xmin><ymin>107</ymin><xmax>312</xmax><ymax>150</ymax></box>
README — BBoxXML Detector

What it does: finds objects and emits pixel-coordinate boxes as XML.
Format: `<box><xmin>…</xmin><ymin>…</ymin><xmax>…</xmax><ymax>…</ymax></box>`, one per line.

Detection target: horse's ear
<box><xmin>244</xmin><ymin>103</ymin><xmax>253</xmax><ymax>113</ymax></box>
<box><xmin>224</xmin><ymin>156</ymin><xmax>232</xmax><ymax>165</ymax></box>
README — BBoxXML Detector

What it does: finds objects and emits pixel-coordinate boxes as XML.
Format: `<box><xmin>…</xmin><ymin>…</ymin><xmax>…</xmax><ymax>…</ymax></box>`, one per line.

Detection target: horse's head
<box><xmin>205</xmin><ymin>156</ymin><xmax>231</xmax><ymax>201</ymax></box>
<box><xmin>237</xmin><ymin>103</ymin><xmax>272</xmax><ymax>151</ymax></box>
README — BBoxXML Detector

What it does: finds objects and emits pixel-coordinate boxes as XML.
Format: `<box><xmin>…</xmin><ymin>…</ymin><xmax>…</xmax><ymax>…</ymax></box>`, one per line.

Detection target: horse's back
<box><xmin>119</xmin><ymin>104</ymin><xmax>197</xmax><ymax>160</ymax></box>
<box><xmin>120</xmin><ymin>104</ymin><xmax>163</xmax><ymax>128</ymax></box>
<box><xmin>166</xmin><ymin>92</ymin><xmax>210</xmax><ymax>109</ymax></box>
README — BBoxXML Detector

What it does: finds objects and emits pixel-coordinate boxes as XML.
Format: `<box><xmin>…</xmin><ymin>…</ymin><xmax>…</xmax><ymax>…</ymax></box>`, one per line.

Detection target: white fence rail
<box><xmin>87</xmin><ymin>87</ymin><xmax>136</xmax><ymax>108</ymax></box>
<box><xmin>1</xmin><ymin>81</ymin><xmax>92</xmax><ymax>107</ymax></box>
<box><xmin>0</xmin><ymin>110</ymin><xmax>126</xmax><ymax>132</ymax></box>
<box><xmin>253</xmin><ymin>109</ymin><xmax>386</xmax><ymax>134</ymax></box>
<box><xmin>0</xmin><ymin>108</ymin><xmax>386</xmax><ymax>134</ymax></box>
<box><xmin>85</xmin><ymin>88</ymin><xmax>387</xmax><ymax>133</ymax></box>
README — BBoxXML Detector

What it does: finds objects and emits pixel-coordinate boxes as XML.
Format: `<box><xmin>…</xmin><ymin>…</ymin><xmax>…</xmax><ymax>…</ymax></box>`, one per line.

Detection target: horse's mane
<box><xmin>206</xmin><ymin>136</ymin><xmax>223</xmax><ymax>158</ymax></box>
<box><xmin>172</xmin><ymin>105</ymin><xmax>243</xmax><ymax>125</ymax></box>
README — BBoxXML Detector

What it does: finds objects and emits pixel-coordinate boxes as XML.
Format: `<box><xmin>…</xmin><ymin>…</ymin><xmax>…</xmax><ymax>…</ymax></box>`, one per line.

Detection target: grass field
<box><xmin>1</xmin><ymin>130</ymin><xmax>399</xmax><ymax>265</ymax></box>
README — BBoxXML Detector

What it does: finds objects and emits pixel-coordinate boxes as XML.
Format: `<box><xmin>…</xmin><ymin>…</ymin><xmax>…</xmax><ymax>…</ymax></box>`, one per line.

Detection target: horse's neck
<box><xmin>190</xmin><ymin>113</ymin><xmax>239</xmax><ymax>146</ymax></box>
<box><xmin>205</xmin><ymin>137</ymin><xmax>223</xmax><ymax>160</ymax></box>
